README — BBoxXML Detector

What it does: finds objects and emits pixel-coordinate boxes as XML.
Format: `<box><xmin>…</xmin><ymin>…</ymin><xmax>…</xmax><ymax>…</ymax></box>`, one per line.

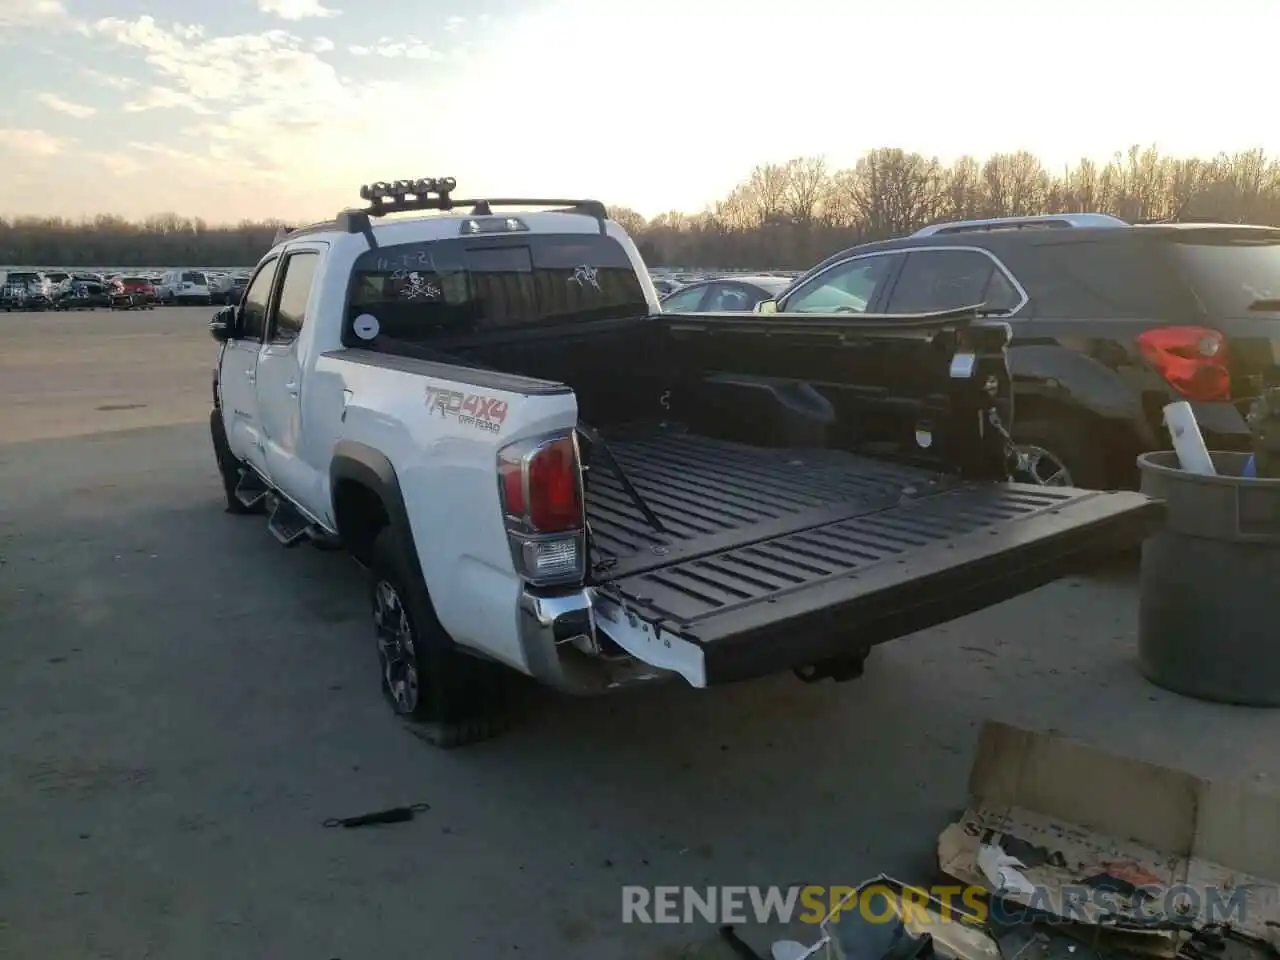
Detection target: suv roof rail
<box><xmin>912</xmin><ymin>213</ymin><xmax>1128</xmax><ymax>237</ymax></box>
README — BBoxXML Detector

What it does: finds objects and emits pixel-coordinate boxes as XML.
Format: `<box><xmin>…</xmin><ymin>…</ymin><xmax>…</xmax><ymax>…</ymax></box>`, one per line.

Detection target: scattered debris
<box><xmin>938</xmin><ymin>721</ymin><xmax>1280</xmax><ymax>953</ymax></box>
<box><xmin>978</xmin><ymin>844</ymin><xmax>1037</xmax><ymax>897</ymax></box>
<box><xmin>322</xmin><ymin>801</ymin><xmax>429</xmax><ymax>829</ymax></box>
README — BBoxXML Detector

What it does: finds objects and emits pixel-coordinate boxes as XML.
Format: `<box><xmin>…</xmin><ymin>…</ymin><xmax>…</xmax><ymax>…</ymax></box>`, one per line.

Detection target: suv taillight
<box><xmin>1136</xmin><ymin>326</ymin><xmax>1231</xmax><ymax>403</ymax></box>
<box><xmin>497</xmin><ymin>433</ymin><xmax>585</xmax><ymax>585</ymax></box>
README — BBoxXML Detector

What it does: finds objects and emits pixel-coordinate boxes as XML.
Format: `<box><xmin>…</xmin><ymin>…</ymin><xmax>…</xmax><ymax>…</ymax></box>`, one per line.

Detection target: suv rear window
<box><xmin>346</xmin><ymin>233</ymin><xmax>647</xmax><ymax>346</ymax></box>
<box><xmin>182</xmin><ymin>271</ymin><xmax>206</xmax><ymax>284</ymax></box>
<box><xmin>1165</xmin><ymin>230</ymin><xmax>1280</xmax><ymax>317</ymax></box>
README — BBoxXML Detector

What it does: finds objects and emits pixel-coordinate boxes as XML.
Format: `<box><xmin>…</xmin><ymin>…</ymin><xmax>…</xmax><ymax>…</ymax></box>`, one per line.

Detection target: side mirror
<box><xmin>209</xmin><ymin>305</ymin><xmax>237</xmax><ymax>342</ymax></box>
<box><xmin>755</xmin><ymin>298</ymin><xmax>778</xmax><ymax>315</ymax></box>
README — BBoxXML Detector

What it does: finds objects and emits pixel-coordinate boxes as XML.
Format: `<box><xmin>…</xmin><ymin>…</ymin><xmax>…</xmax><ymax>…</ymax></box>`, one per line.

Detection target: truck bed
<box><xmin>584</xmin><ymin>428</ymin><xmax>1163</xmax><ymax>684</ymax></box>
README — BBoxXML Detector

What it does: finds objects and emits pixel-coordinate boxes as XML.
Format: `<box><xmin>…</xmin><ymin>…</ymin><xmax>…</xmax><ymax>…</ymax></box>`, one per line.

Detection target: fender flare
<box><xmin>330</xmin><ymin>440</ymin><xmax>425</xmax><ymax>581</ymax></box>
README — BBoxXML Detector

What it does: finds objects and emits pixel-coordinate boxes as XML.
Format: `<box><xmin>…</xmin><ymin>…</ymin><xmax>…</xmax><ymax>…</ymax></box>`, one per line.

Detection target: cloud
<box><xmin>347</xmin><ymin>38</ymin><xmax>443</xmax><ymax>60</ymax></box>
<box><xmin>85</xmin><ymin>13</ymin><xmax>441</xmax><ymax>191</ymax></box>
<box><xmin>82</xmin><ymin>68</ymin><xmax>137</xmax><ymax>90</ymax></box>
<box><xmin>65</xmin><ymin>10</ymin><xmax>480</xmax><ymax>220</ymax></box>
<box><xmin>0</xmin><ymin>128</ymin><xmax>70</xmax><ymax>157</ymax></box>
<box><xmin>91</xmin><ymin>152</ymin><xmax>145</xmax><ymax>177</ymax></box>
<box><xmin>0</xmin><ymin>0</ymin><xmax>64</xmax><ymax>28</ymax></box>
<box><xmin>35</xmin><ymin>92</ymin><xmax>96</xmax><ymax>119</ymax></box>
<box><xmin>444</xmin><ymin>15</ymin><xmax>465</xmax><ymax>32</ymax></box>
<box><xmin>255</xmin><ymin>0</ymin><xmax>340</xmax><ymax>21</ymax></box>
<box><xmin>124</xmin><ymin>85</ymin><xmax>212</xmax><ymax>114</ymax></box>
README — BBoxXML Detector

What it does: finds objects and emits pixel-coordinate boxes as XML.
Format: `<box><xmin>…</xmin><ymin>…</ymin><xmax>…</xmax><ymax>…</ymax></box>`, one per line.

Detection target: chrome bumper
<box><xmin>517</xmin><ymin>587</ymin><xmax>675</xmax><ymax>695</ymax></box>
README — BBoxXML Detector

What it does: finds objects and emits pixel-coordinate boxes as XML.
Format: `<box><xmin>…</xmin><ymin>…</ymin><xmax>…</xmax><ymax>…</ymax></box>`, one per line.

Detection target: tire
<box><xmin>209</xmin><ymin>409</ymin><xmax>258</xmax><ymax>514</ymax></box>
<box><xmin>369</xmin><ymin>526</ymin><xmax>516</xmax><ymax>748</ymax></box>
<box><xmin>1011</xmin><ymin>417</ymin><xmax>1110</xmax><ymax>490</ymax></box>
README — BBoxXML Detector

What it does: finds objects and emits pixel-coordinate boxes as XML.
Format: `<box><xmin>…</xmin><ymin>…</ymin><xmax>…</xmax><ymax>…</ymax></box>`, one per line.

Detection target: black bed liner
<box><xmin>585</xmin><ymin>430</ymin><xmax>1163</xmax><ymax>684</ymax></box>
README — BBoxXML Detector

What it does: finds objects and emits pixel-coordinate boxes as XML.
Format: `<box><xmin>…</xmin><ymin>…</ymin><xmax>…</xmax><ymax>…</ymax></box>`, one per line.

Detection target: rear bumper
<box><xmin>517</xmin><ymin>588</ymin><xmax>681</xmax><ymax>694</ymax></box>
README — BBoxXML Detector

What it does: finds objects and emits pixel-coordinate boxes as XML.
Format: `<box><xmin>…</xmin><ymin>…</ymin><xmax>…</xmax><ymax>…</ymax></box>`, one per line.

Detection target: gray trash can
<box><xmin>1138</xmin><ymin>450</ymin><xmax>1280</xmax><ymax>706</ymax></box>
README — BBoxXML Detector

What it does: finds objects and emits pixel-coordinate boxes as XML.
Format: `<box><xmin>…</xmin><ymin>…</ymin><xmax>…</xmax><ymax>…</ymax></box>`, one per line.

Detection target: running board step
<box><xmin>267</xmin><ymin>498</ymin><xmax>312</xmax><ymax>547</ymax></box>
<box><xmin>234</xmin><ymin>470</ymin><xmax>269</xmax><ymax>508</ymax></box>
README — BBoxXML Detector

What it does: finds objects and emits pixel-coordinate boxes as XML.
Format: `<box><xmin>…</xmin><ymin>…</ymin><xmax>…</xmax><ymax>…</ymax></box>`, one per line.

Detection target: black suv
<box><xmin>760</xmin><ymin>214</ymin><xmax>1280</xmax><ymax>488</ymax></box>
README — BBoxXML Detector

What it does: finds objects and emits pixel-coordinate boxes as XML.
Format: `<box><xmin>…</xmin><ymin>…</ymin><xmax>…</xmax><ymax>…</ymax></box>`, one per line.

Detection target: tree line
<box><xmin>3</xmin><ymin>145</ymin><xmax>1280</xmax><ymax>270</ymax></box>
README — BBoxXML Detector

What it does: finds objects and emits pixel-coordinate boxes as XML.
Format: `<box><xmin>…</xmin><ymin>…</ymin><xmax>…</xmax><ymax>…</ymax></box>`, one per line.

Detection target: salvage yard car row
<box><xmin>0</xmin><ymin>267</ymin><xmax>253</xmax><ymax>311</ymax></box>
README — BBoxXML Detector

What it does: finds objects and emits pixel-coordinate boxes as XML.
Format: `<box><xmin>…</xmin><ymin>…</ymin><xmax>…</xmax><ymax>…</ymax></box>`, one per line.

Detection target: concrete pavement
<box><xmin>2</xmin><ymin>307</ymin><xmax>1278</xmax><ymax>960</ymax></box>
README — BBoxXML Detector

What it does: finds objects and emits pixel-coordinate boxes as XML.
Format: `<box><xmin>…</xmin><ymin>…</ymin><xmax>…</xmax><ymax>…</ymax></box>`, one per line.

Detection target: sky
<box><xmin>0</xmin><ymin>0</ymin><xmax>1276</xmax><ymax>224</ymax></box>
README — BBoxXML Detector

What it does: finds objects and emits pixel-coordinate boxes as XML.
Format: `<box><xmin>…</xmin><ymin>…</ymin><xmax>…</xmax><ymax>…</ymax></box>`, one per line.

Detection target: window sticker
<box><xmin>353</xmin><ymin>313</ymin><xmax>380</xmax><ymax>340</ymax></box>
<box><xmin>393</xmin><ymin>270</ymin><xmax>441</xmax><ymax>301</ymax></box>
<box><xmin>568</xmin><ymin>265</ymin><xmax>600</xmax><ymax>291</ymax></box>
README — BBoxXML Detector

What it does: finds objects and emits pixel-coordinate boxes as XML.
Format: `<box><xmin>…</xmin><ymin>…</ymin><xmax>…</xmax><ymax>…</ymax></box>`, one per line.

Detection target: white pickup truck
<box><xmin>208</xmin><ymin>177</ymin><xmax>1163</xmax><ymax>748</ymax></box>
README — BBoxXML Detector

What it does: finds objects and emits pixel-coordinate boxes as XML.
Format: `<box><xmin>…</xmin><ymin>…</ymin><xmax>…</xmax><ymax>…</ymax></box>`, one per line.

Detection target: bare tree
<box><xmin>7</xmin><ymin>145</ymin><xmax>1280</xmax><ymax>270</ymax></box>
<box><xmin>782</xmin><ymin>156</ymin><xmax>827</xmax><ymax>224</ymax></box>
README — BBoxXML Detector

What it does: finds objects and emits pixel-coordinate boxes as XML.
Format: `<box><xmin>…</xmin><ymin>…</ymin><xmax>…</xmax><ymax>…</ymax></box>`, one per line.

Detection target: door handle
<box><xmin>286</xmin><ymin>380</ymin><xmax>298</xmax><ymax>397</ymax></box>
<box><xmin>246</xmin><ymin>370</ymin><xmax>256</xmax><ymax>383</ymax></box>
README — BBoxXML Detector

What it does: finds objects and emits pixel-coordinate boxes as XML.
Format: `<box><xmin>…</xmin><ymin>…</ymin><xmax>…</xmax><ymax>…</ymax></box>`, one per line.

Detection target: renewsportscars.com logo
<box><xmin>621</xmin><ymin>883</ymin><xmax>1253</xmax><ymax>926</ymax></box>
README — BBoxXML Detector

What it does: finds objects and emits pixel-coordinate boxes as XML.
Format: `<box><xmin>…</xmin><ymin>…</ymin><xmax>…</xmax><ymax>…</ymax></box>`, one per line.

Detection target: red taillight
<box><xmin>497</xmin><ymin>434</ymin><xmax>582</xmax><ymax>533</ymax></box>
<box><xmin>527</xmin><ymin>437</ymin><xmax>582</xmax><ymax>532</ymax></box>
<box><xmin>499</xmin><ymin>461</ymin><xmax>525</xmax><ymax>517</ymax></box>
<box><xmin>1136</xmin><ymin>326</ymin><xmax>1231</xmax><ymax>402</ymax></box>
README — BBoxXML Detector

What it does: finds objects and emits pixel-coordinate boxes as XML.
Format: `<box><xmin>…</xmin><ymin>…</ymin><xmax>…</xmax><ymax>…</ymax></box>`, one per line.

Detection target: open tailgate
<box><xmin>592</xmin><ymin>481</ymin><xmax>1162</xmax><ymax>686</ymax></box>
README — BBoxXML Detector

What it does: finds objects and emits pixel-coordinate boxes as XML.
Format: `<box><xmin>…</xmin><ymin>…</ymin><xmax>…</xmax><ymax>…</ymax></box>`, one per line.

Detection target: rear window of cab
<box><xmin>344</xmin><ymin>233</ymin><xmax>648</xmax><ymax>346</ymax></box>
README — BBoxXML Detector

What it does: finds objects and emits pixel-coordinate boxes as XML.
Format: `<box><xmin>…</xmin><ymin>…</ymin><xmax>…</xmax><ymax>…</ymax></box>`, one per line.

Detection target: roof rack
<box><xmin>348</xmin><ymin>177</ymin><xmax>610</xmax><ymax>247</ymax></box>
<box><xmin>273</xmin><ymin>178</ymin><xmax>611</xmax><ymax>249</ymax></box>
<box><xmin>912</xmin><ymin>213</ymin><xmax>1128</xmax><ymax>237</ymax></box>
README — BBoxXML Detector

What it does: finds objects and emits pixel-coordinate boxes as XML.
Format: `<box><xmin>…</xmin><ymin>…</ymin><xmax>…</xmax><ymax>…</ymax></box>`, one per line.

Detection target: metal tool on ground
<box><xmin>322</xmin><ymin>802</ymin><xmax>430</xmax><ymax>829</ymax></box>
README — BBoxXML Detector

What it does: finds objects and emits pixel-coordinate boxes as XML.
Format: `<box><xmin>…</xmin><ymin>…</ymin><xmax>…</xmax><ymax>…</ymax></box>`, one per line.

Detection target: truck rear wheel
<box><xmin>369</xmin><ymin>526</ymin><xmax>515</xmax><ymax>748</ymax></box>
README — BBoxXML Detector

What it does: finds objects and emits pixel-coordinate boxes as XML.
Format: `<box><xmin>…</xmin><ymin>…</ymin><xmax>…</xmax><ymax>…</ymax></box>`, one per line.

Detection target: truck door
<box><xmin>256</xmin><ymin>246</ymin><xmax>324</xmax><ymax>511</ymax></box>
<box><xmin>219</xmin><ymin>256</ymin><xmax>278</xmax><ymax>478</ymax></box>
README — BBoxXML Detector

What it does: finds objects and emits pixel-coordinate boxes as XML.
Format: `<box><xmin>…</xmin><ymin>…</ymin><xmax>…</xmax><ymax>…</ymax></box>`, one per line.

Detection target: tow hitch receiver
<box><xmin>794</xmin><ymin>650</ymin><xmax>870</xmax><ymax>684</ymax></box>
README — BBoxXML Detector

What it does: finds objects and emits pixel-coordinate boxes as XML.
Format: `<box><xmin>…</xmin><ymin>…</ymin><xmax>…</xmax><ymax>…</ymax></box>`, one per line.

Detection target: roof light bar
<box><xmin>360</xmin><ymin>177</ymin><xmax>458</xmax><ymax>204</ymax></box>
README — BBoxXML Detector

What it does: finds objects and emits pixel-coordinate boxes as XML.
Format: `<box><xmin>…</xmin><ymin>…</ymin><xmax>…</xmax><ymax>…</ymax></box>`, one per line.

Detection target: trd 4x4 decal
<box><xmin>424</xmin><ymin>385</ymin><xmax>509</xmax><ymax>434</ymax></box>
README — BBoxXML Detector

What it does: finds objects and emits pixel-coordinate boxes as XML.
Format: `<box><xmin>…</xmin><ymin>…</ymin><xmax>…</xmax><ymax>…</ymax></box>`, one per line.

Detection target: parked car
<box><xmin>660</xmin><ymin>274</ymin><xmax>793</xmax><ymax>312</ymax></box>
<box><xmin>59</xmin><ymin>273</ymin><xmax>111</xmax><ymax>309</ymax></box>
<box><xmin>109</xmin><ymin>276</ymin><xmax>158</xmax><ymax>309</ymax></box>
<box><xmin>0</xmin><ymin>270</ymin><xmax>53</xmax><ymax>310</ymax></box>
<box><xmin>159</xmin><ymin>270</ymin><xmax>212</xmax><ymax>305</ymax></box>
<box><xmin>757</xmin><ymin>213</ymin><xmax>1280</xmax><ymax>489</ymax></box>
<box><xmin>44</xmin><ymin>270</ymin><xmax>71</xmax><ymax>295</ymax></box>
<box><xmin>210</xmin><ymin>273</ymin><xmax>250</xmax><ymax>305</ymax></box>
<box><xmin>207</xmin><ymin>178</ymin><xmax>1158</xmax><ymax>748</ymax></box>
